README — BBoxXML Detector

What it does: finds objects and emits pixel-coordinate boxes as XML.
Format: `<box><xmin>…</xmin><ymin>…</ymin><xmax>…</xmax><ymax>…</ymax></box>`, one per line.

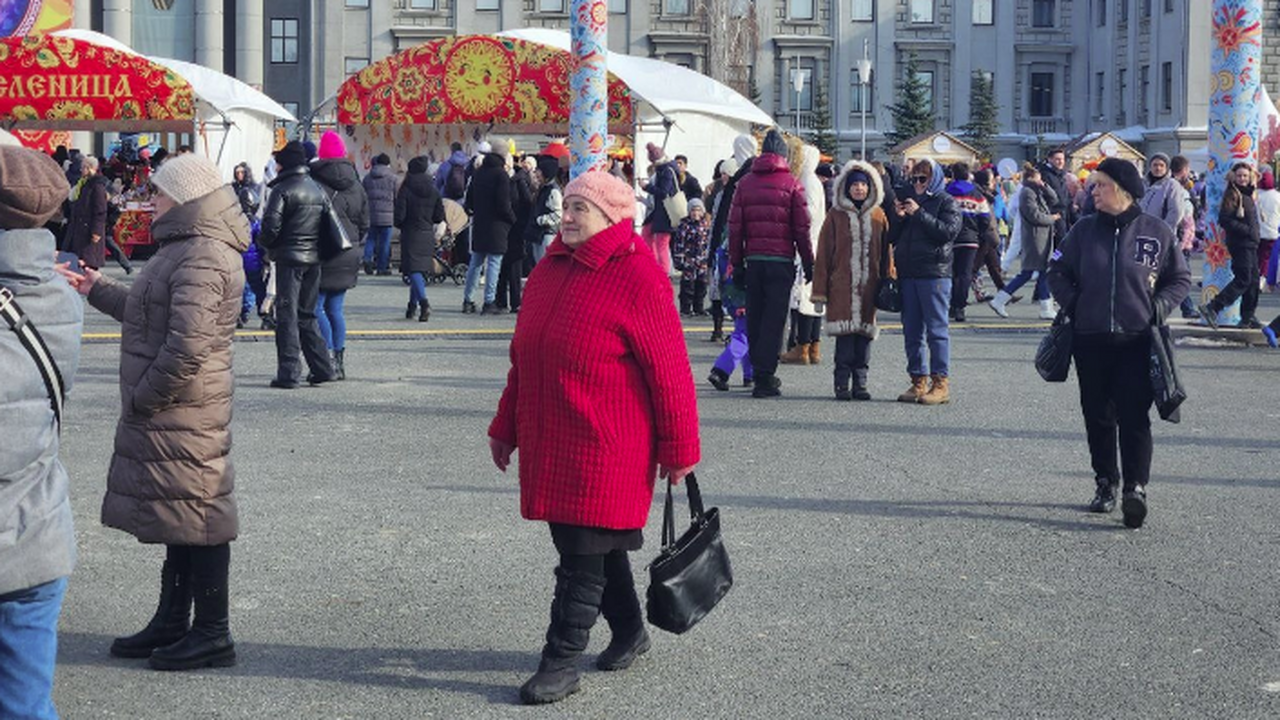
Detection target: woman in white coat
<box><xmin>780</xmin><ymin>141</ymin><xmax>828</xmax><ymax>365</ymax></box>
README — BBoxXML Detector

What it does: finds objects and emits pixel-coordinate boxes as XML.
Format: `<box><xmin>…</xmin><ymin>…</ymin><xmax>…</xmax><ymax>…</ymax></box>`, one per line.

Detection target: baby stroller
<box><xmin>428</xmin><ymin>198</ymin><xmax>470</xmax><ymax>285</ymax></box>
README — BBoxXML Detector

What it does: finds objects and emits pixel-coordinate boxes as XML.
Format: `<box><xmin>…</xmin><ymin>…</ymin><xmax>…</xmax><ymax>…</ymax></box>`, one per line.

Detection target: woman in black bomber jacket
<box><xmin>1200</xmin><ymin>162</ymin><xmax>1262</xmax><ymax>328</ymax></box>
<box><xmin>1046</xmin><ymin>158</ymin><xmax>1191</xmax><ymax>530</ymax></box>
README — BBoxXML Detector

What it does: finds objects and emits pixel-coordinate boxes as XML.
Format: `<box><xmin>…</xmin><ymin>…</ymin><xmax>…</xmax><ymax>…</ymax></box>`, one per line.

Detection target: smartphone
<box><xmin>55</xmin><ymin>252</ymin><xmax>79</xmax><ymax>268</ymax></box>
<box><xmin>892</xmin><ymin>182</ymin><xmax>914</xmax><ymax>203</ymax></box>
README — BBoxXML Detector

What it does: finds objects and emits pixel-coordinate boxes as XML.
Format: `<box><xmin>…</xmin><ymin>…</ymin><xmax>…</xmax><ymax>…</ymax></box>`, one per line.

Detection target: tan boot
<box><xmin>780</xmin><ymin>343</ymin><xmax>811</xmax><ymax>365</ymax></box>
<box><xmin>919</xmin><ymin>374</ymin><xmax>951</xmax><ymax>405</ymax></box>
<box><xmin>807</xmin><ymin>339</ymin><xmax>822</xmax><ymax>365</ymax></box>
<box><xmin>897</xmin><ymin>375</ymin><xmax>929</xmax><ymax>403</ymax></box>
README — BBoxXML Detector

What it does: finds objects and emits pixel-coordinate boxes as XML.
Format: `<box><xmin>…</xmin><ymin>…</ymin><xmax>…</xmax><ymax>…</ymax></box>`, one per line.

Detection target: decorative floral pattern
<box><xmin>569</xmin><ymin>0</ymin><xmax>610</xmax><ymax>177</ymax></box>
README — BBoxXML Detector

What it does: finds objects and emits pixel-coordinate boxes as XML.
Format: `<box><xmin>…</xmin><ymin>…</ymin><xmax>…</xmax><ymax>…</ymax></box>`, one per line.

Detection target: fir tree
<box><xmin>960</xmin><ymin>72</ymin><xmax>1000</xmax><ymax>162</ymax></box>
<box><xmin>806</xmin><ymin>83</ymin><xmax>838</xmax><ymax>158</ymax></box>
<box><xmin>886</xmin><ymin>53</ymin><xmax>937</xmax><ymax>147</ymax></box>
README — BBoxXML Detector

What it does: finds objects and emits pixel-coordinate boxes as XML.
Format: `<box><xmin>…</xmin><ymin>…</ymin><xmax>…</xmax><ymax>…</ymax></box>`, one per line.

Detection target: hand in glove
<box><xmin>812</xmin><ymin>301</ymin><xmax>826</xmax><ymax>316</ymax></box>
<box><xmin>802</xmin><ymin>262</ymin><xmax>814</xmax><ymax>284</ymax></box>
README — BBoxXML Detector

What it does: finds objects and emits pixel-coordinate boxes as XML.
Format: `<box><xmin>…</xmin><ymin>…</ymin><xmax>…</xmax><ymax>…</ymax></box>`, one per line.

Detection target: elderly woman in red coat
<box><xmin>489</xmin><ymin>170</ymin><xmax>700</xmax><ymax>705</ymax></box>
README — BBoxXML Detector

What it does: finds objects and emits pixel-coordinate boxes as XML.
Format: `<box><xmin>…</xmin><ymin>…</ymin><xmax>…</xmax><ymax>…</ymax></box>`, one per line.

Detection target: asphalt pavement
<box><xmin>52</xmin><ymin>267</ymin><xmax>1280</xmax><ymax>719</ymax></box>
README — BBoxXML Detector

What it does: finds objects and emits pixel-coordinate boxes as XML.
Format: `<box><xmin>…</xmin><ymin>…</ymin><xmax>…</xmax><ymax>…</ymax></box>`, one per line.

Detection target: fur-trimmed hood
<box><xmin>832</xmin><ymin>160</ymin><xmax>884</xmax><ymax>213</ymax></box>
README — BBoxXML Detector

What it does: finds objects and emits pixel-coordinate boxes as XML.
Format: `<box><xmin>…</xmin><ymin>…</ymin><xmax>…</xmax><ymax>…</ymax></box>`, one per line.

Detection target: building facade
<box><xmin>70</xmin><ymin>0</ymin><xmax>1270</xmax><ymax>162</ymax></box>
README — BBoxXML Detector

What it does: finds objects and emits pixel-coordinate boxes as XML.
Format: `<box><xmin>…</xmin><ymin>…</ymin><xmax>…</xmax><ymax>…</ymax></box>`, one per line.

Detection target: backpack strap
<box><xmin>0</xmin><ymin>286</ymin><xmax>66</xmax><ymax>431</ymax></box>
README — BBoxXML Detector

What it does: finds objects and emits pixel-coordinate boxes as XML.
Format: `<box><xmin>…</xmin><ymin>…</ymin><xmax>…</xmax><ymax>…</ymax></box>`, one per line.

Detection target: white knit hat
<box><xmin>150</xmin><ymin>153</ymin><xmax>225</xmax><ymax>205</ymax></box>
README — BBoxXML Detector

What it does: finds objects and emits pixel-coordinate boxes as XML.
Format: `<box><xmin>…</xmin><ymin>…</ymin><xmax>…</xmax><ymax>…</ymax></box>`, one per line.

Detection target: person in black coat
<box><xmin>258</xmin><ymin>140</ymin><xmax>334</xmax><ymax>388</ymax></box>
<box><xmin>395</xmin><ymin>157</ymin><xmax>445</xmax><ymax>322</ymax></box>
<box><xmin>463</xmin><ymin>152</ymin><xmax>515</xmax><ymax>314</ymax></box>
<box><xmin>1040</xmin><ymin>148</ymin><xmax>1074</xmax><ymax>241</ymax></box>
<box><xmin>496</xmin><ymin>160</ymin><xmax>535</xmax><ymax>312</ymax></box>
<box><xmin>1200</xmin><ymin>161</ymin><xmax>1263</xmax><ymax>328</ymax></box>
<box><xmin>311</xmin><ymin>132</ymin><xmax>370</xmax><ymax>380</ymax></box>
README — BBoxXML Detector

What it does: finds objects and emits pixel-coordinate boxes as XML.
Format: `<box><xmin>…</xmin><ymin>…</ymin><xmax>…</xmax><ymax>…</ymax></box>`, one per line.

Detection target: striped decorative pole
<box><xmin>1204</xmin><ymin>1</ymin><xmax>1263</xmax><ymax>326</ymax></box>
<box><xmin>569</xmin><ymin>0</ymin><xmax>609</xmax><ymax>178</ymax></box>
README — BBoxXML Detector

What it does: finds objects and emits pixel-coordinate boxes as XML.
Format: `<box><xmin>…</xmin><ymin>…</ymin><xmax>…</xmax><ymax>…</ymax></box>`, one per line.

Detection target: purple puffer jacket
<box><xmin>727</xmin><ymin>152</ymin><xmax>813</xmax><ymax>268</ymax></box>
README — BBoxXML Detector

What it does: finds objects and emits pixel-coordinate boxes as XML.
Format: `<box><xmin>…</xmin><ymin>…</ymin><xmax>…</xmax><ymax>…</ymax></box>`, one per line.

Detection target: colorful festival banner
<box><xmin>1204</xmin><ymin>0</ymin><xmax>1262</xmax><ymax>326</ymax></box>
<box><xmin>0</xmin><ymin>35</ymin><xmax>195</xmax><ymax>131</ymax></box>
<box><xmin>569</xmin><ymin>0</ymin><xmax>609</xmax><ymax>178</ymax></box>
<box><xmin>0</xmin><ymin>0</ymin><xmax>72</xmax><ymax>38</ymax></box>
<box><xmin>336</xmin><ymin>35</ymin><xmax>631</xmax><ymax>133</ymax></box>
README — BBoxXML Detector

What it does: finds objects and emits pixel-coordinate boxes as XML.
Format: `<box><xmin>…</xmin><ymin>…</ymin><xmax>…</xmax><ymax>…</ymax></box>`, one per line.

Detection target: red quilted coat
<box><xmin>489</xmin><ymin>220</ymin><xmax>701</xmax><ymax>530</ymax></box>
<box><xmin>727</xmin><ymin>152</ymin><xmax>813</xmax><ymax>267</ymax></box>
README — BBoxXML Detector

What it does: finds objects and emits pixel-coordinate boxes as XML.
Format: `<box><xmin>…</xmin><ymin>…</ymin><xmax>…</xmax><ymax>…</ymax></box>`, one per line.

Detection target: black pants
<box><xmin>745</xmin><ymin>261</ymin><xmax>795</xmax><ymax>379</ymax></box>
<box><xmin>834</xmin><ymin>334</ymin><xmax>872</xmax><ymax>390</ymax></box>
<box><xmin>951</xmin><ymin>245</ymin><xmax>977</xmax><ymax>311</ymax></box>
<box><xmin>679</xmin><ymin>277</ymin><xmax>707</xmax><ymax>314</ymax></box>
<box><xmin>105</xmin><ymin>235</ymin><xmax>133</xmax><ymax>272</ymax></box>
<box><xmin>972</xmin><ymin>239</ymin><xmax>1005</xmax><ymax>294</ymax></box>
<box><xmin>495</xmin><ymin>251</ymin><xmax>522</xmax><ymax>310</ymax></box>
<box><xmin>274</xmin><ymin>263</ymin><xmax>333</xmax><ymax>383</ymax></box>
<box><xmin>1072</xmin><ymin>335</ymin><xmax>1154</xmax><ymax>489</ymax></box>
<box><xmin>1211</xmin><ymin>242</ymin><xmax>1260</xmax><ymax>321</ymax></box>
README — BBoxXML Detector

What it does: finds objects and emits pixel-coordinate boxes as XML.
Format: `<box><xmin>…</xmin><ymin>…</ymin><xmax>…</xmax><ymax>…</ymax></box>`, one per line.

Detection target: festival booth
<box><xmin>1062</xmin><ymin>132</ymin><xmax>1146</xmax><ymax>174</ymax></box>
<box><xmin>890</xmin><ymin>131</ymin><xmax>981</xmax><ymax>169</ymax></box>
<box><xmin>335</xmin><ymin>31</ymin><xmax>773</xmax><ymax>185</ymax></box>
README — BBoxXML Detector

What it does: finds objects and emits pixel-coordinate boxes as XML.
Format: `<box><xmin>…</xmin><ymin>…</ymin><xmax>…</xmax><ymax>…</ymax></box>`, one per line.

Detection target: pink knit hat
<box><xmin>646</xmin><ymin>142</ymin><xmax>665</xmax><ymax>163</ymax></box>
<box><xmin>317</xmin><ymin>131</ymin><xmax>347</xmax><ymax>160</ymax></box>
<box><xmin>563</xmin><ymin>170</ymin><xmax>635</xmax><ymax>225</ymax></box>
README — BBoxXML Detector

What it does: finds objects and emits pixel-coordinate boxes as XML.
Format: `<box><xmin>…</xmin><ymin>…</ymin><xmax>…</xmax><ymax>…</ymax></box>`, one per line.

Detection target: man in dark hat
<box><xmin>258</xmin><ymin>140</ymin><xmax>335</xmax><ymax>388</ymax></box>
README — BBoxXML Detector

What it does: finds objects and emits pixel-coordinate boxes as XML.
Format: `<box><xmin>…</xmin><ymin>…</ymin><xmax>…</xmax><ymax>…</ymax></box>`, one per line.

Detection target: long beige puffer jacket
<box><xmin>87</xmin><ymin>186</ymin><xmax>248</xmax><ymax>546</ymax></box>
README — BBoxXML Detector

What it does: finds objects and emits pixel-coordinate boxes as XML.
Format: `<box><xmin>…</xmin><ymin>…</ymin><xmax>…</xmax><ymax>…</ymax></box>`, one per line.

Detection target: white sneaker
<box><xmin>988</xmin><ymin>290</ymin><xmax>1011</xmax><ymax>318</ymax></box>
<box><xmin>1038</xmin><ymin>299</ymin><xmax>1057</xmax><ymax>320</ymax></box>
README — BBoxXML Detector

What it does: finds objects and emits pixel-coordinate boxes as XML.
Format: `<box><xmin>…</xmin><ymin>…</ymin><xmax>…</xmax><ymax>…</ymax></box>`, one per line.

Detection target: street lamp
<box><xmin>792</xmin><ymin>58</ymin><xmax>806</xmax><ymax>133</ymax></box>
<box><xmin>856</xmin><ymin>39</ymin><xmax>873</xmax><ymax>160</ymax></box>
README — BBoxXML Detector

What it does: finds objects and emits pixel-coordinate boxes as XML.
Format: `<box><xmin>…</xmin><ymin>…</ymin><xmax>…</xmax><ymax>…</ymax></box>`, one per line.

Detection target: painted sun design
<box><xmin>442</xmin><ymin>37</ymin><xmax>515</xmax><ymax>118</ymax></box>
<box><xmin>1213</xmin><ymin>6</ymin><xmax>1261</xmax><ymax>56</ymax></box>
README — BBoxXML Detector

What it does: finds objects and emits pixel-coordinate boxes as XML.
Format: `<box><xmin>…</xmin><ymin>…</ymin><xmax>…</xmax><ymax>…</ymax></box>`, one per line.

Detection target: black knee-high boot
<box><xmin>149</xmin><ymin>544</ymin><xmax>236</xmax><ymax>671</ymax></box>
<box><xmin>596</xmin><ymin>551</ymin><xmax>650</xmax><ymax>671</ymax></box>
<box><xmin>110</xmin><ymin>546</ymin><xmax>192</xmax><ymax>658</ymax></box>
<box><xmin>709</xmin><ymin>300</ymin><xmax>725</xmax><ymax>341</ymax></box>
<box><xmin>520</xmin><ymin>564</ymin><xmax>606</xmax><ymax>704</ymax></box>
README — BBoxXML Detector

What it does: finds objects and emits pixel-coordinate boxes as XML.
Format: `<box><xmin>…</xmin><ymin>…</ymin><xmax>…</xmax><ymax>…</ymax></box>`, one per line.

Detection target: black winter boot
<box><xmin>707</xmin><ymin>368</ymin><xmax>730</xmax><ymax>392</ymax></box>
<box><xmin>596</xmin><ymin>553</ymin><xmax>650</xmax><ymax>671</ymax></box>
<box><xmin>333</xmin><ymin>350</ymin><xmax>346</xmax><ymax>381</ymax></box>
<box><xmin>110</xmin><ymin>552</ymin><xmax>192</xmax><ymax>658</ymax></box>
<box><xmin>149</xmin><ymin>544</ymin><xmax>236</xmax><ymax>671</ymax></box>
<box><xmin>752</xmin><ymin>373</ymin><xmax>782</xmax><ymax>398</ymax></box>
<box><xmin>519</xmin><ymin>566</ymin><xmax>605</xmax><ymax>705</ymax></box>
<box><xmin>1122</xmin><ymin>486</ymin><xmax>1148</xmax><ymax>529</ymax></box>
<box><xmin>1088</xmin><ymin>476</ymin><xmax>1119</xmax><ymax>514</ymax></box>
<box><xmin>709</xmin><ymin>301</ymin><xmax>725</xmax><ymax>341</ymax></box>
<box><xmin>406</xmin><ymin>301</ymin><xmax>416</xmax><ymax>319</ymax></box>
<box><xmin>418</xmin><ymin>302</ymin><xmax>431</xmax><ymax>323</ymax></box>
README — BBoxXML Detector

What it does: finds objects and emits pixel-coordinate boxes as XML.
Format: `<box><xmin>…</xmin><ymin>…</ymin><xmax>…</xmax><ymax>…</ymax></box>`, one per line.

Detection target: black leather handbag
<box><xmin>646</xmin><ymin>473</ymin><xmax>733</xmax><ymax>635</ymax></box>
<box><xmin>310</xmin><ymin>178</ymin><xmax>353</xmax><ymax>261</ymax></box>
<box><xmin>874</xmin><ymin>241</ymin><xmax>901</xmax><ymax>313</ymax></box>
<box><xmin>1149</xmin><ymin>321</ymin><xmax>1186</xmax><ymax>423</ymax></box>
<box><xmin>1035</xmin><ymin>311</ymin><xmax>1073</xmax><ymax>382</ymax></box>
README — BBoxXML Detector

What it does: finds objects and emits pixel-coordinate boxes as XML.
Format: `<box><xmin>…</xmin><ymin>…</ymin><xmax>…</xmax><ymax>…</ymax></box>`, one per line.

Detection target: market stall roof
<box><xmin>496</xmin><ymin>28</ymin><xmax>774</xmax><ymax>128</ymax></box>
<box><xmin>53</xmin><ymin>29</ymin><xmax>296</xmax><ymax>122</ymax></box>
<box><xmin>336</xmin><ymin>35</ymin><xmax>633</xmax><ymax>132</ymax></box>
<box><xmin>0</xmin><ymin>34</ymin><xmax>195</xmax><ymax>131</ymax></box>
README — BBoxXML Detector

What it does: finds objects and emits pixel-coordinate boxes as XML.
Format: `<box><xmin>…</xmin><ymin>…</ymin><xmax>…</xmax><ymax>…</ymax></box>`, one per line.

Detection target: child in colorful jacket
<box><xmin>707</xmin><ymin>243</ymin><xmax>752</xmax><ymax>390</ymax></box>
<box><xmin>672</xmin><ymin>199</ymin><xmax>712</xmax><ymax>315</ymax></box>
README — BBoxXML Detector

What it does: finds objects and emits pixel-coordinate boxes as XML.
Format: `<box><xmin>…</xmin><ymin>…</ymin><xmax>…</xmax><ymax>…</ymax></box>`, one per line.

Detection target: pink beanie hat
<box><xmin>646</xmin><ymin>142</ymin><xmax>665</xmax><ymax>163</ymax></box>
<box><xmin>317</xmin><ymin>131</ymin><xmax>347</xmax><ymax>160</ymax></box>
<box><xmin>563</xmin><ymin>170</ymin><xmax>635</xmax><ymax>225</ymax></box>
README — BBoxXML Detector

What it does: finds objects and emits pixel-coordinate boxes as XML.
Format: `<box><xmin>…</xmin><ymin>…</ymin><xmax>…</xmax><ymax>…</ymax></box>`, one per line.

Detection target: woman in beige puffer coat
<box><xmin>62</xmin><ymin>153</ymin><xmax>248</xmax><ymax>673</ymax></box>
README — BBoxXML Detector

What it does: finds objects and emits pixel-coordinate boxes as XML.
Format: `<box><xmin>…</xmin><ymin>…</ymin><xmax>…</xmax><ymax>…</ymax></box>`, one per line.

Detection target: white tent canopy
<box><xmin>52</xmin><ymin>29</ymin><xmax>295</xmax><ymax>181</ymax></box>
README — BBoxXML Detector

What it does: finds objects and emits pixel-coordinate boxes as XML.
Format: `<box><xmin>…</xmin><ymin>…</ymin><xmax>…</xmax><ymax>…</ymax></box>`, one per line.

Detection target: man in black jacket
<box><xmin>464</xmin><ymin>152</ymin><xmax>515</xmax><ymax>314</ymax></box>
<box><xmin>888</xmin><ymin>158</ymin><xmax>962</xmax><ymax>405</ymax></box>
<box><xmin>258</xmin><ymin>141</ymin><xmax>334</xmax><ymax>388</ymax></box>
<box><xmin>1040</xmin><ymin>148</ymin><xmax>1074</xmax><ymax>241</ymax></box>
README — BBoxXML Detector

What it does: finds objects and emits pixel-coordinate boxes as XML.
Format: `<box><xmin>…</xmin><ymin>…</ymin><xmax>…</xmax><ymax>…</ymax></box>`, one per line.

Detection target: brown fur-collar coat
<box><xmin>810</xmin><ymin>161</ymin><xmax>889</xmax><ymax>339</ymax></box>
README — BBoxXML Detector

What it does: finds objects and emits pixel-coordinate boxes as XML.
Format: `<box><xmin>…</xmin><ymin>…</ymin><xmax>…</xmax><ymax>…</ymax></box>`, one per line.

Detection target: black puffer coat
<box><xmin>394</xmin><ymin>165</ymin><xmax>445</xmax><ymax>275</ymax></box>
<box><xmin>260</xmin><ymin>165</ymin><xmax>327</xmax><ymax>266</ymax></box>
<box><xmin>506</xmin><ymin>166</ymin><xmax>535</xmax><ymax>261</ymax></box>
<box><xmin>312</xmin><ymin>158</ymin><xmax>370</xmax><ymax>292</ymax></box>
<box><xmin>465</xmin><ymin>154</ymin><xmax>515</xmax><ymax>255</ymax></box>
<box><xmin>362</xmin><ymin>164</ymin><xmax>398</xmax><ymax>227</ymax></box>
<box><xmin>887</xmin><ymin>161</ymin><xmax>961</xmax><ymax>279</ymax></box>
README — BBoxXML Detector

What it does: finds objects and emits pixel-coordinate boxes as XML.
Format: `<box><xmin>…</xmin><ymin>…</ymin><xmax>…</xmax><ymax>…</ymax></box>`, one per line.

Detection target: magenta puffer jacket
<box><xmin>727</xmin><ymin>153</ymin><xmax>813</xmax><ymax>268</ymax></box>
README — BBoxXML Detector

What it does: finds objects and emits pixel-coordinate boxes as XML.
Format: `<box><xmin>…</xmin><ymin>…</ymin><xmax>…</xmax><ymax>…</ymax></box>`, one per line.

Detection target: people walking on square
<box><xmin>945</xmin><ymin>162</ymin><xmax>992</xmax><ymax>323</ymax></box>
<box><xmin>436</xmin><ymin>142</ymin><xmax>471</xmax><ymax>202</ymax></box>
<box><xmin>672</xmin><ymin>198</ymin><xmax>712</xmax><ymax>315</ymax></box>
<box><xmin>495</xmin><ymin>150</ymin><xmax>534</xmax><ymax>313</ymax></box>
<box><xmin>65</xmin><ymin>155</ymin><xmax>109</xmax><ymax>270</ymax></box>
<box><xmin>0</xmin><ymin>146</ymin><xmax>79</xmax><ymax>720</ymax></box>
<box><xmin>232</xmin><ymin>162</ymin><xmax>264</xmax><ymax>328</ymax></box>
<box><xmin>259</xmin><ymin>140</ymin><xmax>336</xmax><ymax>387</ymax></box>
<box><xmin>464</xmin><ymin>150</ymin><xmax>515</xmax><ymax>315</ymax></box>
<box><xmin>1139</xmin><ymin>153</ymin><xmax>1189</xmax><ymax>231</ymax></box>
<box><xmin>362</xmin><ymin>152</ymin><xmax>398</xmax><ymax>276</ymax></box>
<box><xmin>779</xmin><ymin>142</ymin><xmax>827</xmax><ymax>365</ymax></box>
<box><xmin>888</xmin><ymin>158</ymin><xmax>960</xmax><ymax>405</ymax></box>
<box><xmin>728</xmin><ymin>129</ymin><xmax>813</xmax><ymax>398</ymax></box>
<box><xmin>1200</xmin><ymin>161</ymin><xmax>1262</xmax><ymax>328</ymax></box>
<box><xmin>674</xmin><ymin>154</ymin><xmax>702</xmax><ymax>204</ymax></box>
<box><xmin>641</xmin><ymin>143</ymin><xmax>682</xmax><ymax>274</ymax></box>
<box><xmin>60</xmin><ymin>153</ymin><xmax>248</xmax><ymax>670</ymax></box>
<box><xmin>488</xmin><ymin>171</ymin><xmax>699</xmax><ymax>705</ymax></box>
<box><xmin>707</xmin><ymin>251</ymin><xmax>752</xmax><ymax>390</ymax></box>
<box><xmin>1169</xmin><ymin>155</ymin><xmax>1202</xmax><ymax>319</ymax></box>
<box><xmin>1040</xmin><ymin>148</ymin><xmax>1074</xmax><ymax>241</ymax></box>
<box><xmin>988</xmin><ymin>165</ymin><xmax>1059</xmax><ymax>320</ymax></box>
<box><xmin>810</xmin><ymin>160</ymin><xmax>889</xmax><ymax>401</ymax></box>
<box><xmin>704</xmin><ymin>158</ymin><xmax>737</xmax><ymax>341</ymax></box>
<box><xmin>395</xmin><ymin>157</ymin><xmax>446</xmax><ymax>322</ymax></box>
<box><xmin>1253</xmin><ymin>170</ymin><xmax>1279</xmax><ymax>294</ymax></box>
<box><xmin>527</xmin><ymin>155</ymin><xmax>563</xmax><ymax>267</ymax></box>
<box><xmin>709</xmin><ymin>137</ymin><xmax>757</xmax><ymax>341</ymax></box>
<box><xmin>1047</xmin><ymin>157</ymin><xmax>1190</xmax><ymax>529</ymax></box>
<box><xmin>311</xmin><ymin>131</ymin><xmax>369</xmax><ymax>380</ymax></box>
<box><xmin>970</xmin><ymin>169</ymin><xmax>1008</xmax><ymax>303</ymax></box>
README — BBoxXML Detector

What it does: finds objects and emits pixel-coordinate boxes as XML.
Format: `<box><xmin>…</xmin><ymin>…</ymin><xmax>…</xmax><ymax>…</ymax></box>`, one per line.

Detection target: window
<box><xmin>1119</xmin><ymin>0</ymin><xmax>1128</xmax><ymax>23</ymax></box>
<box><xmin>269</xmin><ymin>18</ymin><xmax>298</xmax><ymax>64</ymax></box>
<box><xmin>608</xmin><ymin>0</ymin><xmax>626</xmax><ymax>13</ymax></box>
<box><xmin>1164</xmin><ymin>0</ymin><xmax>1173</xmax><ymax>12</ymax></box>
<box><xmin>1116</xmin><ymin>67</ymin><xmax>1127</xmax><ymax>120</ymax></box>
<box><xmin>476</xmin><ymin>0</ymin><xmax>499</xmax><ymax>9</ymax></box>
<box><xmin>1139</xmin><ymin>64</ymin><xmax>1149</xmax><ymax>115</ymax></box>
<box><xmin>1141</xmin><ymin>0</ymin><xmax>1151</xmax><ymax>16</ymax></box>
<box><xmin>1095</xmin><ymin>71</ymin><xmax>1105</xmax><ymax>118</ymax></box>
<box><xmin>973</xmin><ymin>0</ymin><xmax>993</xmax><ymax>24</ymax></box>
<box><xmin>785</xmin><ymin>59</ymin><xmax>817</xmax><ymax>112</ymax></box>
<box><xmin>345</xmin><ymin>0</ymin><xmax>368</xmax><ymax>6</ymax></box>
<box><xmin>1096</xmin><ymin>0</ymin><xmax>1106</xmax><ymax>26</ymax></box>
<box><xmin>409</xmin><ymin>0</ymin><xmax>437</xmax><ymax>9</ymax></box>
<box><xmin>918</xmin><ymin>70</ymin><xmax>934</xmax><ymax>112</ymax></box>
<box><xmin>851</xmin><ymin>0</ymin><xmax>873</xmax><ymax>21</ymax></box>
<box><xmin>789</xmin><ymin>0</ymin><xmax>814</xmax><ymax>20</ymax></box>
<box><xmin>1029</xmin><ymin>71</ymin><xmax>1054</xmax><ymax>117</ymax></box>
<box><xmin>344</xmin><ymin>57</ymin><xmax>368</xmax><ymax>76</ymax></box>
<box><xmin>538</xmin><ymin>0</ymin><xmax>565</xmax><ymax>11</ymax></box>
<box><xmin>1032</xmin><ymin>0</ymin><xmax>1055</xmax><ymax>27</ymax></box>
<box><xmin>851</xmin><ymin>68</ymin><xmax>874</xmax><ymax>114</ymax></box>
<box><xmin>910</xmin><ymin>0</ymin><xmax>933</xmax><ymax>23</ymax></box>
<box><xmin>665</xmin><ymin>0</ymin><xmax>690</xmax><ymax>15</ymax></box>
<box><xmin>1161</xmin><ymin>61</ymin><xmax>1172</xmax><ymax>112</ymax></box>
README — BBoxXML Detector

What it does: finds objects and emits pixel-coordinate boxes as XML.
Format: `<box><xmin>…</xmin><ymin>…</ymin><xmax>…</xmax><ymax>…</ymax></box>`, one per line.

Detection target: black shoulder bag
<box><xmin>309</xmin><ymin>177</ymin><xmax>353</xmax><ymax>261</ymax></box>
<box><xmin>874</xmin><ymin>236</ymin><xmax>902</xmax><ymax>313</ymax></box>
<box><xmin>646</xmin><ymin>472</ymin><xmax>733</xmax><ymax>635</ymax></box>
<box><xmin>1035</xmin><ymin>310</ymin><xmax>1073</xmax><ymax>382</ymax></box>
<box><xmin>0</xmin><ymin>286</ymin><xmax>66</xmax><ymax>431</ymax></box>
